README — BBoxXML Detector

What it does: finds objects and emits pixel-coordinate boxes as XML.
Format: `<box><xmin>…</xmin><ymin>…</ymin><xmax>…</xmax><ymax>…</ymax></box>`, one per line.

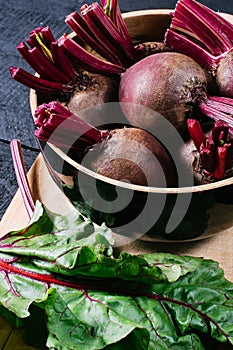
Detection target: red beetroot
<box><xmin>34</xmin><ymin>102</ymin><xmax>178</xmax><ymax>187</ymax></box>
<box><xmin>119</xmin><ymin>52</ymin><xmax>207</xmax><ymax>133</ymax></box>
<box><xmin>134</xmin><ymin>41</ymin><xmax>173</xmax><ymax>59</ymax></box>
<box><xmin>119</xmin><ymin>51</ymin><xmax>233</xmax><ymax>139</ymax></box>
<box><xmin>89</xmin><ymin>127</ymin><xmax>178</xmax><ymax>187</ymax></box>
<box><xmin>215</xmin><ymin>54</ymin><xmax>233</xmax><ymax>97</ymax></box>
<box><xmin>67</xmin><ymin>72</ymin><xmax>119</xmax><ymax>126</ymax></box>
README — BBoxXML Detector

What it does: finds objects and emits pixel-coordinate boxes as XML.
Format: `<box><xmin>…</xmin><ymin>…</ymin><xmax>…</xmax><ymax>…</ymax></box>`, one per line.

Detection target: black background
<box><xmin>0</xmin><ymin>0</ymin><xmax>232</xmax><ymax>218</ymax></box>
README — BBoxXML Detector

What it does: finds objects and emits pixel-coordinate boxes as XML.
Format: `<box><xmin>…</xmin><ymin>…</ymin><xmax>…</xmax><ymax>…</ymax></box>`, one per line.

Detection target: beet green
<box><xmin>0</xmin><ymin>201</ymin><xmax>233</xmax><ymax>349</ymax></box>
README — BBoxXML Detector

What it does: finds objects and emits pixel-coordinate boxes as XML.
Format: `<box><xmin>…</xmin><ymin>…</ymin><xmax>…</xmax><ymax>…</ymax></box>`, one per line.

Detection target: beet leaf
<box><xmin>0</xmin><ymin>201</ymin><xmax>233</xmax><ymax>349</ymax></box>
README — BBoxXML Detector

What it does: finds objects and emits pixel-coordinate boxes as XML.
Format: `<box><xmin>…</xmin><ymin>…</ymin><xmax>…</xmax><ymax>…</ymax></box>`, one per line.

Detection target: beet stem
<box><xmin>213</xmin><ymin>145</ymin><xmax>228</xmax><ymax>179</ymax></box>
<box><xmin>176</xmin><ymin>0</ymin><xmax>233</xmax><ymax>52</ymax></box>
<box><xmin>165</xmin><ymin>0</ymin><xmax>233</xmax><ymax>72</ymax></box>
<box><xmin>17</xmin><ymin>30</ymin><xmax>71</xmax><ymax>84</ymax></box>
<box><xmin>65</xmin><ymin>1</ymin><xmax>137</xmax><ymax>69</ymax></box>
<box><xmin>208</xmin><ymin>95</ymin><xmax>233</xmax><ymax>107</ymax></box>
<box><xmin>80</xmin><ymin>2</ymin><xmax>136</xmax><ymax>66</ymax></box>
<box><xmin>34</xmin><ymin>101</ymin><xmax>108</xmax><ymax>152</ymax></box>
<box><xmin>50</xmin><ymin>42</ymin><xmax>75</xmax><ymax>81</ymax></box>
<box><xmin>188</xmin><ymin>117</ymin><xmax>233</xmax><ymax>179</ymax></box>
<box><xmin>10</xmin><ymin>140</ymin><xmax>35</xmax><ymax>219</ymax></box>
<box><xmin>60</xmin><ymin>34</ymin><xmax>125</xmax><ymax>75</ymax></box>
<box><xmin>199</xmin><ymin>146</ymin><xmax>214</xmax><ymax>172</ymax></box>
<box><xmin>187</xmin><ymin>119</ymin><xmax>206</xmax><ymax>151</ymax></box>
<box><xmin>11</xmin><ymin>26</ymin><xmax>82</xmax><ymax>92</ymax></box>
<box><xmin>65</xmin><ymin>12</ymin><xmax>120</xmax><ymax>65</ymax></box>
<box><xmin>28</xmin><ymin>47</ymin><xmax>70</xmax><ymax>83</ymax></box>
<box><xmin>102</xmin><ymin>0</ymin><xmax>118</xmax><ymax>24</ymax></box>
<box><xmin>164</xmin><ymin>29</ymin><xmax>220</xmax><ymax>71</ymax></box>
<box><xmin>198</xmin><ymin>99</ymin><xmax>233</xmax><ymax>134</ymax></box>
<box><xmin>28</xmin><ymin>26</ymin><xmax>56</xmax><ymax>50</ymax></box>
<box><xmin>9</xmin><ymin>67</ymin><xmax>66</xmax><ymax>93</ymax></box>
<box><xmin>211</xmin><ymin>121</ymin><xmax>229</xmax><ymax>144</ymax></box>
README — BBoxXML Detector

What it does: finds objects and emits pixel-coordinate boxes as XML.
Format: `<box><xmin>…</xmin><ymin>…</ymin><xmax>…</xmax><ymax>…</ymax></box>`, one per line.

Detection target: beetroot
<box><xmin>134</xmin><ymin>41</ymin><xmax>173</xmax><ymax>59</ymax></box>
<box><xmin>88</xmin><ymin>127</ymin><xmax>178</xmax><ymax>187</ymax></box>
<box><xmin>67</xmin><ymin>72</ymin><xmax>119</xmax><ymax>126</ymax></box>
<box><xmin>119</xmin><ymin>52</ymin><xmax>207</xmax><ymax>133</ymax></box>
<box><xmin>215</xmin><ymin>54</ymin><xmax>233</xmax><ymax>97</ymax></box>
<box><xmin>119</xmin><ymin>51</ymin><xmax>233</xmax><ymax>143</ymax></box>
<box><xmin>34</xmin><ymin>102</ymin><xmax>178</xmax><ymax>188</ymax></box>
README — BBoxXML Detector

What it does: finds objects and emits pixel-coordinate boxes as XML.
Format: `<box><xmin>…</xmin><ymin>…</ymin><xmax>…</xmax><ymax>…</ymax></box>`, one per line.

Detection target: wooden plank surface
<box><xmin>0</xmin><ymin>154</ymin><xmax>233</xmax><ymax>349</ymax></box>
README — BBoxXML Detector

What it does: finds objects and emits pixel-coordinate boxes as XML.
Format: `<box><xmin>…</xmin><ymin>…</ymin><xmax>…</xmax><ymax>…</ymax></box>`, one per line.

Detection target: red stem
<box><xmin>165</xmin><ymin>0</ymin><xmax>233</xmax><ymax>72</ymax></box>
<box><xmin>28</xmin><ymin>47</ymin><xmax>70</xmax><ymax>83</ymax></box>
<box><xmin>187</xmin><ymin>119</ymin><xmax>206</xmax><ymax>152</ymax></box>
<box><xmin>197</xmin><ymin>98</ymin><xmax>233</xmax><ymax>134</ymax></box>
<box><xmin>27</xmin><ymin>26</ymin><xmax>56</xmax><ymax>49</ymax></box>
<box><xmin>65</xmin><ymin>12</ymin><xmax>120</xmax><ymax>65</ymax></box>
<box><xmin>10</xmin><ymin>140</ymin><xmax>35</xmax><ymax>219</ymax></box>
<box><xmin>60</xmin><ymin>34</ymin><xmax>125</xmax><ymax>75</ymax></box>
<box><xmin>17</xmin><ymin>42</ymin><xmax>47</xmax><ymax>78</ymax></box>
<box><xmin>80</xmin><ymin>3</ymin><xmax>133</xmax><ymax>66</ymax></box>
<box><xmin>164</xmin><ymin>30</ymin><xmax>221</xmax><ymax>71</ymax></box>
<box><xmin>101</xmin><ymin>0</ymin><xmax>118</xmax><ymax>24</ymax></box>
<box><xmin>213</xmin><ymin>146</ymin><xmax>228</xmax><ymax>179</ymax></box>
<box><xmin>17</xmin><ymin>43</ymin><xmax>70</xmax><ymax>84</ymax></box>
<box><xmin>199</xmin><ymin>146</ymin><xmax>214</xmax><ymax>172</ymax></box>
<box><xmin>34</xmin><ymin>101</ymin><xmax>109</xmax><ymax>152</ymax></box>
<box><xmin>0</xmin><ymin>258</ymin><xmax>229</xmax><ymax>342</ymax></box>
<box><xmin>9</xmin><ymin>67</ymin><xmax>66</xmax><ymax>93</ymax></box>
<box><xmin>174</xmin><ymin>0</ymin><xmax>233</xmax><ymax>53</ymax></box>
<box><xmin>50</xmin><ymin>42</ymin><xmax>75</xmax><ymax>81</ymax></box>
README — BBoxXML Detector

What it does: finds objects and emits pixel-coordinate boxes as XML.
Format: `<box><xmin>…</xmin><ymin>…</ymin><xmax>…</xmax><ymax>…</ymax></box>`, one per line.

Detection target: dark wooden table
<box><xmin>1</xmin><ymin>0</ymin><xmax>233</xmax><ymax>219</ymax></box>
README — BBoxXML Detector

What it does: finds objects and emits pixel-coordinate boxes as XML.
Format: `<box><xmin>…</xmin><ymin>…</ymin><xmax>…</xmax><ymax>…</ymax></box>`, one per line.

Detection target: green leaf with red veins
<box><xmin>0</xmin><ymin>202</ymin><xmax>233</xmax><ymax>349</ymax></box>
<box><xmin>45</xmin><ymin>285</ymin><xmax>206</xmax><ymax>350</ymax></box>
<box><xmin>0</xmin><ymin>202</ymin><xmax>200</xmax><ymax>283</ymax></box>
<box><xmin>0</xmin><ymin>253</ymin><xmax>50</xmax><ymax>317</ymax></box>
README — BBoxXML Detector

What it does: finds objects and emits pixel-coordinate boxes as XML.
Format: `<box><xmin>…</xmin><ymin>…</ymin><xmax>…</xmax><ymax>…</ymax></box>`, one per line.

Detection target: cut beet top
<box><xmin>187</xmin><ymin>119</ymin><xmax>233</xmax><ymax>182</ymax></box>
<box><xmin>165</xmin><ymin>0</ymin><xmax>233</xmax><ymax>97</ymax></box>
<box><xmin>34</xmin><ymin>101</ymin><xmax>178</xmax><ymax>187</ymax></box>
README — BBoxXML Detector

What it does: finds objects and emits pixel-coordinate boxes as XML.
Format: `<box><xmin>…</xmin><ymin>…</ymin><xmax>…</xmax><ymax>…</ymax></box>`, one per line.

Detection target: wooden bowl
<box><xmin>30</xmin><ymin>9</ymin><xmax>233</xmax><ymax>242</ymax></box>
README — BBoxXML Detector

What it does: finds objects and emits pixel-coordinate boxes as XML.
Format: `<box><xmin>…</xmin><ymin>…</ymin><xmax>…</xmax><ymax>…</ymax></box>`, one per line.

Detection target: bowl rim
<box><xmin>41</xmin><ymin>142</ymin><xmax>233</xmax><ymax>194</ymax></box>
<box><xmin>29</xmin><ymin>9</ymin><xmax>233</xmax><ymax>194</ymax></box>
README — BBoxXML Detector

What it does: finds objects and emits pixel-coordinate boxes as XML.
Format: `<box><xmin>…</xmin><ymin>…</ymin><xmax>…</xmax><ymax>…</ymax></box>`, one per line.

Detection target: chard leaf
<box><xmin>46</xmin><ymin>287</ymin><xmax>149</xmax><ymax>350</ymax></box>
<box><xmin>151</xmin><ymin>258</ymin><xmax>233</xmax><ymax>344</ymax></box>
<box><xmin>0</xmin><ymin>202</ymin><xmax>202</xmax><ymax>284</ymax></box>
<box><xmin>0</xmin><ymin>201</ymin><xmax>114</xmax><ymax>268</ymax></box>
<box><xmin>0</xmin><ymin>253</ymin><xmax>50</xmax><ymax>317</ymax></box>
<box><xmin>33</xmin><ymin>250</ymin><xmax>202</xmax><ymax>284</ymax></box>
<box><xmin>0</xmin><ymin>202</ymin><xmax>113</xmax><ymax>318</ymax></box>
<box><xmin>43</xmin><ymin>257</ymin><xmax>233</xmax><ymax>349</ymax></box>
<box><xmin>0</xmin><ymin>202</ymin><xmax>233</xmax><ymax>349</ymax></box>
<box><xmin>0</xmin><ymin>201</ymin><xmax>114</xmax><ymax>254</ymax></box>
<box><xmin>45</xmin><ymin>286</ymin><xmax>204</xmax><ymax>350</ymax></box>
